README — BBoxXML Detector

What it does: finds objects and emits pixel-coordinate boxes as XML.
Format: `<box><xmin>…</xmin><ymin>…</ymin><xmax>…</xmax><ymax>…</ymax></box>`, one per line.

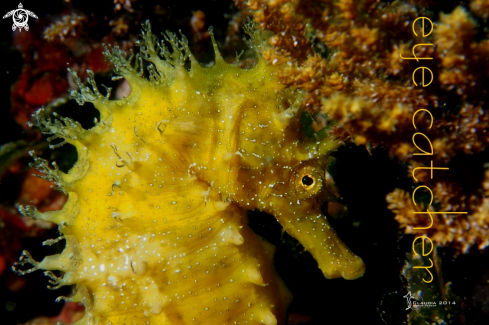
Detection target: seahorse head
<box><xmin>216</xmin><ymin>82</ymin><xmax>365</xmax><ymax>279</ymax></box>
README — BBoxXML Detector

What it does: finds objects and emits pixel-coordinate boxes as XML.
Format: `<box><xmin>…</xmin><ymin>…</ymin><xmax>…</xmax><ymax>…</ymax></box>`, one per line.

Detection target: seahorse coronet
<box><xmin>16</xmin><ymin>20</ymin><xmax>365</xmax><ymax>325</ymax></box>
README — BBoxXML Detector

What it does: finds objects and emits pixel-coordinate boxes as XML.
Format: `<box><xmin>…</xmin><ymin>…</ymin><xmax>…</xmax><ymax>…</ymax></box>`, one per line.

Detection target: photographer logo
<box><xmin>3</xmin><ymin>3</ymin><xmax>37</xmax><ymax>32</ymax></box>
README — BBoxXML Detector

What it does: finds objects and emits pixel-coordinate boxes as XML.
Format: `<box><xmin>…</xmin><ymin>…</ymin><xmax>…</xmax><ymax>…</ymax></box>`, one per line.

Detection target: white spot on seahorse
<box><xmin>108</xmin><ymin>275</ymin><xmax>118</xmax><ymax>286</ymax></box>
<box><xmin>188</xmin><ymin>163</ymin><xmax>197</xmax><ymax>177</ymax></box>
<box><xmin>223</xmin><ymin>151</ymin><xmax>244</xmax><ymax>161</ymax></box>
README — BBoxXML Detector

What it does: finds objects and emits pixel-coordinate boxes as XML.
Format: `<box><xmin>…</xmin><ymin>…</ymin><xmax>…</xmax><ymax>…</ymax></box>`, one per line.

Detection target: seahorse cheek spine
<box><xmin>15</xmin><ymin>21</ymin><xmax>364</xmax><ymax>325</ymax></box>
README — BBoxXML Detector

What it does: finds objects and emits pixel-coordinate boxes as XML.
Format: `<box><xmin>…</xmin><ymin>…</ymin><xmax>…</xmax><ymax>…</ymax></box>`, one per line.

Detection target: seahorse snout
<box><xmin>271</xmin><ymin>205</ymin><xmax>365</xmax><ymax>280</ymax></box>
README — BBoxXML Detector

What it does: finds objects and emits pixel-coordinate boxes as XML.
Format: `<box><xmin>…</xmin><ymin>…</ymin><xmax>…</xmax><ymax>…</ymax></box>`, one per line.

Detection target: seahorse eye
<box><xmin>301</xmin><ymin>174</ymin><xmax>315</xmax><ymax>188</ymax></box>
<box><xmin>291</xmin><ymin>165</ymin><xmax>323</xmax><ymax>200</ymax></box>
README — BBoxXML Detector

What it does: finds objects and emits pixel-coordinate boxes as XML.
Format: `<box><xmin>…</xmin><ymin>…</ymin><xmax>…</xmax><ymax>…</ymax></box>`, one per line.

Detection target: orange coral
<box><xmin>387</xmin><ymin>168</ymin><xmax>489</xmax><ymax>252</ymax></box>
<box><xmin>470</xmin><ymin>0</ymin><xmax>489</xmax><ymax>19</ymax></box>
<box><xmin>43</xmin><ymin>13</ymin><xmax>86</xmax><ymax>42</ymax></box>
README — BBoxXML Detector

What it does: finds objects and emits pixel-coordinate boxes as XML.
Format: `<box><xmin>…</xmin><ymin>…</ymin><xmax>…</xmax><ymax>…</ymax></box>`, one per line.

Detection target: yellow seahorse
<box><xmin>14</xmin><ymin>21</ymin><xmax>364</xmax><ymax>325</ymax></box>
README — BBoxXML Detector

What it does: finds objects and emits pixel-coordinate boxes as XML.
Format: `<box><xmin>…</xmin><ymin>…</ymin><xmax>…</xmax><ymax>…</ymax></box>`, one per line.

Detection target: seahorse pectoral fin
<box><xmin>275</xmin><ymin>210</ymin><xmax>365</xmax><ymax>280</ymax></box>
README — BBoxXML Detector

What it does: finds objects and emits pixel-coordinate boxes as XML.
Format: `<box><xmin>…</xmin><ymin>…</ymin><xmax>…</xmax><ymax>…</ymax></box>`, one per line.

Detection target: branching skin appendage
<box><xmin>14</xmin><ymin>21</ymin><xmax>365</xmax><ymax>325</ymax></box>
